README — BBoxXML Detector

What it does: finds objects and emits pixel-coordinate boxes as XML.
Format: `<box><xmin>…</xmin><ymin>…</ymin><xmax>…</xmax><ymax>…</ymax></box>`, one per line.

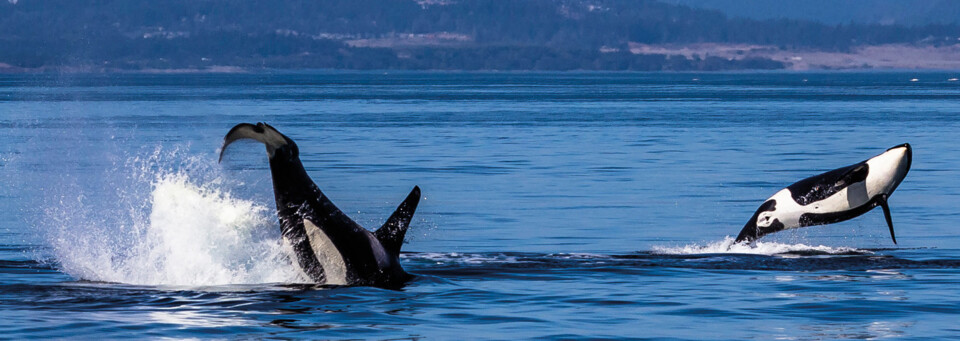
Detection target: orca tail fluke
<box><xmin>375</xmin><ymin>186</ymin><xmax>421</xmax><ymax>257</ymax></box>
<box><xmin>878</xmin><ymin>194</ymin><xmax>897</xmax><ymax>245</ymax></box>
<box><xmin>219</xmin><ymin>122</ymin><xmax>290</xmax><ymax>162</ymax></box>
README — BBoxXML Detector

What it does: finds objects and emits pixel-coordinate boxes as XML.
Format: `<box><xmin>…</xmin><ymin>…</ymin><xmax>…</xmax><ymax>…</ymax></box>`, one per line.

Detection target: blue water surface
<box><xmin>1</xmin><ymin>71</ymin><xmax>959</xmax><ymax>339</ymax></box>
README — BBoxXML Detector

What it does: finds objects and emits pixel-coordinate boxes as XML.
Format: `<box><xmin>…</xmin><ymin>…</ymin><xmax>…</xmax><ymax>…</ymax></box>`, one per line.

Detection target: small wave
<box><xmin>403</xmin><ymin>248</ymin><xmax>956</xmax><ymax>281</ymax></box>
<box><xmin>405</xmin><ymin>252</ymin><xmax>629</xmax><ymax>265</ymax></box>
<box><xmin>651</xmin><ymin>236</ymin><xmax>867</xmax><ymax>256</ymax></box>
<box><xmin>407</xmin><ymin>252</ymin><xmax>526</xmax><ymax>264</ymax></box>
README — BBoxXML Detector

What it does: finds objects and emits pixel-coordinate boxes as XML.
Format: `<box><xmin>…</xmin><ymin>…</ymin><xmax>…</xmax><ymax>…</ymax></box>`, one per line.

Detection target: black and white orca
<box><xmin>735</xmin><ymin>144</ymin><xmax>912</xmax><ymax>244</ymax></box>
<box><xmin>219</xmin><ymin>122</ymin><xmax>420</xmax><ymax>288</ymax></box>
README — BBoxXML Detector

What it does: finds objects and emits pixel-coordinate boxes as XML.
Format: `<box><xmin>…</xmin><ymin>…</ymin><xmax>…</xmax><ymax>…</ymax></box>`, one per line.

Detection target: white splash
<box><xmin>42</xmin><ymin>148</ymin><xmax>306</xmax><ymax>286</ymax></box>
<box><xmin>652</xmin><ymin>236</ymin><xmax>863</xmax><ymax>255</ymax></box>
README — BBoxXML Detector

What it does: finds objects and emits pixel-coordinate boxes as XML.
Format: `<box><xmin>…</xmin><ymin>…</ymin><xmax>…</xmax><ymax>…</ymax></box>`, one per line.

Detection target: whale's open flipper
<box><xmin>375</xmin><ymin>186</ymin><xmax>421</xmax><ymax>258</ymax></box>
<box><xmin>878</xmin><ymin>194</ymin><xmax>897</xmax><ymax>245</ymax></box>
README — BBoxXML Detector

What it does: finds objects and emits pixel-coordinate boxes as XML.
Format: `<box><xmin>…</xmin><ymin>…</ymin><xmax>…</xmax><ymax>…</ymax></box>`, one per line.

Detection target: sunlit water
<box><xmin>1</xmin><ymin>72</ymin><xmax>959</xmax><ymax>339</ymax></box>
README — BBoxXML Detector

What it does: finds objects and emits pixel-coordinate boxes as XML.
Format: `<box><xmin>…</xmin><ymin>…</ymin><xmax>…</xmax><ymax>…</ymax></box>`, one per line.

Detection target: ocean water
<box><xmin>1</xmin><ymin>71</ymin><xmax>959</xmax><ymax>339</ymax></box>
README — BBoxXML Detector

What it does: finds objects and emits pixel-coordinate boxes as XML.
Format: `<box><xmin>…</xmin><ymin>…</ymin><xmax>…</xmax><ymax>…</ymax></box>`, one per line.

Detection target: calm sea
<box><xmin>1</xmin><ymin>71</ymin><xmax>959</xmax><ymax>339</ymax></box>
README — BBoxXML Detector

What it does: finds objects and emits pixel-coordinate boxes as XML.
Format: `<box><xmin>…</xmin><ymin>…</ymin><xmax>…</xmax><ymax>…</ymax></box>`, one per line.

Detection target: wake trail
<box><xmin>651</xmin><ymin>236</ymin><xmax>868</xmax><ymax>256</ymax></box>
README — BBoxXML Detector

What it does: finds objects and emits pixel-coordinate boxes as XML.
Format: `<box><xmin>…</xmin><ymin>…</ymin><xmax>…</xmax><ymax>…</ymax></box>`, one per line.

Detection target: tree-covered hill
<box><xmin>1</xmin><ymin>0</ymin><xmax>958</xmax><ymax>71</ymax></box>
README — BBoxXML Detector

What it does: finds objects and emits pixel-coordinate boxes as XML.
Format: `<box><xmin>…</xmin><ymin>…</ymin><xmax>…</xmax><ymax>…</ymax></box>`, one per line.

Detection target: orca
<box><xmin>735</xmin><ymin>144</ymin><xmax>912</xmax><ymax>244</ymax></box>
<box><xmin>219</xmin><ymin>122</ymin><xmax>420</xmax><ymax>288</ymax></box>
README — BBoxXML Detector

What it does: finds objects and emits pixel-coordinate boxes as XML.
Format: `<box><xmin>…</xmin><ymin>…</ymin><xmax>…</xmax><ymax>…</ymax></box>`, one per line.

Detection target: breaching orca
<box><xmin>735</xmin><ymin>144</ymin><xmax>912</xmax><ymax>244</ymax></box>
<box><xmin>219</xmin><ymin>123</ymin><xmax>420</xmax><ymax>288</ymax></box>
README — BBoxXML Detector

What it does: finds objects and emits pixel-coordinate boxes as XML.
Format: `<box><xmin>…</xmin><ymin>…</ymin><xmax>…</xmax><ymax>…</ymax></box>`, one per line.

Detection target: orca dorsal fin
<box><xmin>835</xmin><ymin>163</ymin><xmax>869</xmax><ymax>188</ymax></box>
<box><xmin>374</xmin><ymin>186</ymin><xmax>421</xmax><ymax>258</ymax></box>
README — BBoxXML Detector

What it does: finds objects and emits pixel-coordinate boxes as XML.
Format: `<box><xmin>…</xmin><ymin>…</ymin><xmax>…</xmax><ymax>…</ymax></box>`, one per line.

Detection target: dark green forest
<box><xmin>1</xmin><ymin>0</ymin><xmax>958</xmax><ymax>71</ymax></box>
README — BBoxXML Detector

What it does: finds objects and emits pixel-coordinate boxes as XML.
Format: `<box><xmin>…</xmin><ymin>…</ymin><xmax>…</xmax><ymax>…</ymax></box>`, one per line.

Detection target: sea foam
<box><xmin>652</xmin><ymin>236</ymin><xmax>863</xmax><ymax>256</ymax></box>
<box><xmin>42</xmin><ymin>148</ymin><xmax>305</xmax><ymax>286</ymax></box>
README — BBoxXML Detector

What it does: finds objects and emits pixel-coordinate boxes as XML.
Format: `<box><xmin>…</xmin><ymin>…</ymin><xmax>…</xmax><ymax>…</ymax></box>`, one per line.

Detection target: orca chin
<box><xmin>735</xmin><ymin>143</ymin><xmax>912</xmax><ymax>245</ymax></box>
<box><xmin>220</xmin><ymin>122</ymin><xmax>421</xmax><ymax>288</ymax></box>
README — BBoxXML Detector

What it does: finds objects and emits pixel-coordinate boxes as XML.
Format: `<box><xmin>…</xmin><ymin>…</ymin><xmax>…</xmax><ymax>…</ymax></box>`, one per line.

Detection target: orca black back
<box><xmin>220</xmin><ymin>122</ymin><xmax>421</xmax><ymax>288</ymax></box>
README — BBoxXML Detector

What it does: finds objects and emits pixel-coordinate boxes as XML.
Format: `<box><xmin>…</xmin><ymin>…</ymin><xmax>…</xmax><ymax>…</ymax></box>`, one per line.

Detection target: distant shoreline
<box><xmin>5</xmin><ymin>0</ymin><xmax>959</xmax><ymax>75</ymax></box>
<box><xmin>627</xmin><ymin>43</ymin><xmax>960</xmax><ymax>71</ymax></box>
<box><xmin>2</xmin><ymin>54</ymin><xmax>960</xmax><ymax>75</ymax></box>
<box><xmin>4</xmin><ymin>43</ymin><xmax>960</xmax><ymax>74</ymax></box>
<box><xmin>3</xmin><ymin>67</ymin><xmax>959</xmax><ymax>74</ymax></box>
<box><xmin>4</xmin><ymin>67</ymin><xmax>959</xmax><ymax>75</ymax></box>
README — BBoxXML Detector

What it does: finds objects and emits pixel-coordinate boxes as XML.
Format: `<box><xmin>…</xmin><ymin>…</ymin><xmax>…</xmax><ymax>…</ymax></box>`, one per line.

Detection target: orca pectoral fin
<box><xmin>878</xmin><ymin>194</ymin><xmax>897</xmax><ymax>245</ymax></box>
<box><xmin>374</xmin><ymin>186</ymin><xmax>421</xmax><ymax>257</ymax></box>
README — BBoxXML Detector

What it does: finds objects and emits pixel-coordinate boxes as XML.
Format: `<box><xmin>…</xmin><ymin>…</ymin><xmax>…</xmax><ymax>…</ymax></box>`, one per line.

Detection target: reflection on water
<box><xmin>800</xmin><ymin>321</ymin><xmax>913</xmax><ymax>340</ymax></box>
<box><xmin>147</xmin><ymin>310</ymin><xmax>254</xmax><ymax>328</ymax></box>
